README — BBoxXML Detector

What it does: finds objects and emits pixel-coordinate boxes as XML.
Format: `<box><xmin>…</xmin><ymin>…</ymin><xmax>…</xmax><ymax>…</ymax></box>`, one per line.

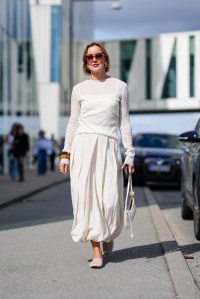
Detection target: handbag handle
<box><xmin>125</xmin><ymin>174</ymin><xmax>133</xmax><ymax>211</ymax></box>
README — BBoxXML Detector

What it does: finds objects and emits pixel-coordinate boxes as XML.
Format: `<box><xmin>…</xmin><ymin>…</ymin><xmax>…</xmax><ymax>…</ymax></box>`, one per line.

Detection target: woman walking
<box><xmin>59</xmin><ymin>42</ymin><xmax>134</xmax><ymax>268</ymax></box>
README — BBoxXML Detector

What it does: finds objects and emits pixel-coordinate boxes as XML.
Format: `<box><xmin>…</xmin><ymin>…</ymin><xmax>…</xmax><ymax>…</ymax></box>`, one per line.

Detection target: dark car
<box><xmin>179</xmin><ymin>119</ymin><xmax>200</xmax><ymax>240</ymax></box>
<box><xmin>122</xmin><ymin>133</ymin><xmax>183</xmax><ymax>186</ymax></box>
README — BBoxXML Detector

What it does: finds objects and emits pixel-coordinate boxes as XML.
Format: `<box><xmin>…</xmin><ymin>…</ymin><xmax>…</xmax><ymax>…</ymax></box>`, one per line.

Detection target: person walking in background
<box><xmin>13</xmin><ymin>124</ymin><xmax>30</xmax><ymax>182</ymax></box>
<box><xmin>34</xmin><ymin>130</ymin><xmax>52</xmax><ymax>175</ymax></box>
<box><xmin>4</xmin><ymin>123</ymin><xmax>19</xmax><ymax>181</ymax></box>
<box><xmin>59</xmin><ymin>42</ymin><xmax>135</xmax><ymax>269</ymax></box>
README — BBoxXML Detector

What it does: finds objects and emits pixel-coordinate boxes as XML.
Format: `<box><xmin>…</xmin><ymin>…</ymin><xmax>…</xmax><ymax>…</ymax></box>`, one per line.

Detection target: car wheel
<box><xmin>193</xmin><ymin>179</ymin><xmax>200</xmax><ymax>240</ymax></box>
<box><xmin>181</xmin><ymin>177</ymin><xmax>193</xmax><ymax>220</ymax></box>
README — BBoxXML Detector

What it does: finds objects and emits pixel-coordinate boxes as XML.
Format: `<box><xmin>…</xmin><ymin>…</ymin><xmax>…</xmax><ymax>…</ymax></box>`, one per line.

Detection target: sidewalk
<box><xmin>0</xmin><ymin>169</ymin><xmax>68</xmax><ymax>208</ymax></box>
<box><xmin>0</xmin><ymin>170</ymin><xmax>199</xmax><ymax>298</ymax></box>
<box><xmin>0</xmin><ymin>186</ymin><xmax>178</xmax><ymax>299</ymax></box>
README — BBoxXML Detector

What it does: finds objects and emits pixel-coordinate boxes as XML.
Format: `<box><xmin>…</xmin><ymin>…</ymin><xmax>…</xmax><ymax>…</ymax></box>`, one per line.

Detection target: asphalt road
<box><xmin>0</xmin><ymin>181</ymin><xmax>73</xmax><ymax>229</ymax></box>
<box><xmin>0</xmin><ymin>183</ymin><xmax>178</xmax><ymax>299</ymax></box>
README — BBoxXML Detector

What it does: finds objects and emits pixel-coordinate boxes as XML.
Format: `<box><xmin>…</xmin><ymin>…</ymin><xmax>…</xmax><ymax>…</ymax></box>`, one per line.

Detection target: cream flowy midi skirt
<box><xmin>70</xmin><ymin>133</ymin><xmax>124</xmax><ymax>243</ymax></box>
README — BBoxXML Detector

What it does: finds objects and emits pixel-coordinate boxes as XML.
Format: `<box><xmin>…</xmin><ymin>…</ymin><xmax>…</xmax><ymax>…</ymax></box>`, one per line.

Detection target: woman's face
<box><xmin>86</xmin><ymin>45</ymin><xmax>106</xmax><ymax>75</ymax></box>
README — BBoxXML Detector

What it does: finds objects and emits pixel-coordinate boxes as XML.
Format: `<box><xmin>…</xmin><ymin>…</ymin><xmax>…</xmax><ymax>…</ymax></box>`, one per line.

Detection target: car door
<box><xmin>188</xmin><ymin>119</ymin><xmax>200</xmax><ymax>202</ymax></box>
<box><xmin>181</xmin><ymin>131</ymin><xmax>196</xmax><ymax>201</ymax></box>
<box><xmin>194</xmin><ymin>119</ymin><xmax>200</xmax><ymax>184</ymax></box>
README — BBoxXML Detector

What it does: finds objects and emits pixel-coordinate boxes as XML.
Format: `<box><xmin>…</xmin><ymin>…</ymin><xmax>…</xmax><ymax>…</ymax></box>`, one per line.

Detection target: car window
<box><xmin>133</xmin><ymin>134</ymin><xmax>182</xmax><ymax>149</ymax></box>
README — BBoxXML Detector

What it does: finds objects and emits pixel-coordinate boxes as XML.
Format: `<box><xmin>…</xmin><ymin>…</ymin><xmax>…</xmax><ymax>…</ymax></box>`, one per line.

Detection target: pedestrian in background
<box><xmin>4</xmin><ymin>123</ymin><xmax>18</xmax><ymax>181</ymax></box>
<box><xmin>59</xmin><ymin>42</ymin><xmax>135</xmax><ymax>268</ymax></box>
<box><xmin>13</xmin><ymin>124</ymin><xmax>30</xmax><ymax>182</ymax></box>
<box><xmin>34</xmin><ymin>130</ymin><xmax>51</xmax><ymax>175</ymax></box>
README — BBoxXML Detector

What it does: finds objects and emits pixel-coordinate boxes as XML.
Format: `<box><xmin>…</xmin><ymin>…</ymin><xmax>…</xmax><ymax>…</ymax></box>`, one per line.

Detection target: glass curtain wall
<box><xmin>0</xmin><ymin>0</ymin><xmax>38</xmax><ymax>173</ymax></box>
<box><xmin>120</xmin><ymin>40</ymin><xmax>136</xmax><ymax>83</ymax></box>
<box><xmin>161</xmin><ymin>40</ymin><xmax>177</xmax><ymax>99</ymax></box>
<box><xmin>0</xmin><ymin>0</ymin><xmax>38</xmax><ymax>116</ymax></box>
<box><xmin>189</xmin><ymin>36</ymin><xmax>195</xmax><ymax>97</ymax></box>
<box><xmin>50</xmin><ymin>6</ymin><xmax>61</xmax><ymax>83</ymax></box>
<box><xmin>146</xmin><ymin>39</ymin><xmax>151</xmax><ymax>100</ymax></box>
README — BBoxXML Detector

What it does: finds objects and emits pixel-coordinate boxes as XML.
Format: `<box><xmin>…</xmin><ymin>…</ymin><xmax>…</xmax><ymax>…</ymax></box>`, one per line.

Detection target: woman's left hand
<box><xmin>121</xmin><ymin>163</ymin><xmax>135</xmax><ymax>175</ymax></box>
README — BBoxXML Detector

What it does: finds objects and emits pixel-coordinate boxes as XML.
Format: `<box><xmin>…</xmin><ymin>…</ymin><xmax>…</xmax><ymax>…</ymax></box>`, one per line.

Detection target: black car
<box><xmin>122</xmin><ymin>133</ymin><xmax>183</xmax><ymax>185</ymax></box>
<box><xmin>179</xmin><ymin>119</ymin><xmax>200</xmax><ymax>240</ymax></box>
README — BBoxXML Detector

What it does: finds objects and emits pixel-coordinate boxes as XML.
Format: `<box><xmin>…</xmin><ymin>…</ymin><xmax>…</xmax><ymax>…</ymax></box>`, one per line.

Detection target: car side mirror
<box><xmin>179</xmin><ymin>130</ymin><xmax>200</xmax><ymax>143</ymax></box>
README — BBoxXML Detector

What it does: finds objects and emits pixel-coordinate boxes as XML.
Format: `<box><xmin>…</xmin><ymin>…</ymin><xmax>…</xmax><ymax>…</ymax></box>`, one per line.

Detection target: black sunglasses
<box><xmin>85</xmin><ymin>53</ymin><xmax>105</xmax><ymax>62</ymax></box>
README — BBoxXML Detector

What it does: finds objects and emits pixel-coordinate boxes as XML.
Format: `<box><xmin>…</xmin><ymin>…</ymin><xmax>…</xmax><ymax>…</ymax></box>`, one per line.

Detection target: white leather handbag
<box><xmin>124</xmin><ymin>174</ymin><xmax>136</xmax><ymax>238</ymax></box>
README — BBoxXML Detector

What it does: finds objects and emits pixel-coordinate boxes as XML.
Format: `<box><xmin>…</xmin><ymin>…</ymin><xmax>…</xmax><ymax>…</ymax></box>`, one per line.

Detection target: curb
<box><xmin>0</xmin><ymin>177</ymin><xmax>69</xmax><ymax>209</ymax></box>
<box><xmin>144</xmin><ymin>187</ymin><xmax>200</xmax><ymax>299</ymax></box>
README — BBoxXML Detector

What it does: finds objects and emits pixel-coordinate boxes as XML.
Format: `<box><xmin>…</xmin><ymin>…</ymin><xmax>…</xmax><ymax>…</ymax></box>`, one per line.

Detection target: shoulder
<box><xmin>111</xmin><ymin>77</ymin><xmax>127</xmax><ymax>90</ymax></box>
<box><xmin>73</xmin><ymin>79</ymin><xmax>89</xmax><ymax>90</ymax></box>
<box><xmin>72</xmin><ymin>80</ymin><xmax>89</xmax><ymax>97</ymax></box>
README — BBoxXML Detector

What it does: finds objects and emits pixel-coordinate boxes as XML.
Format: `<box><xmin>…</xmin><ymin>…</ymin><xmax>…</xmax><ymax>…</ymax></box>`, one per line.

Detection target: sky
<box><xmin>94</xmin><ymin>0</ymin><xmax>200</xmax><ymax>40</ymax></box>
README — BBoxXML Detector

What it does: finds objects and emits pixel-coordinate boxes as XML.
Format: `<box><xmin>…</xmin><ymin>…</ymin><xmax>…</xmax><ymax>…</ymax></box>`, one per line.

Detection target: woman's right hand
<box><xmin>59</xmin><ymin>162</ymin><xmax>69</xmax><ymax>175</ymax></box>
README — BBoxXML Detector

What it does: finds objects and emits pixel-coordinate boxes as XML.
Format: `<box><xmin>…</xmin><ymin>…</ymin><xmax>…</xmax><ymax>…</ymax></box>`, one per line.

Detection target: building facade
<box><xmin>72</xmin><ymin>31</ymin><xmax>200</xmax><ymax>114</ymax></box>
<box><xmin>0</xmin><ymin>0</ymin><xmax>94</xmax><ymax>173</ymax></box>
<box><xmin>1</xmin><ymin>1</ymin><xmax>199</xmax><ymax>173</ymax></box>
<box><xmin>60</xmin><ymin>0</ymin><xmax>94</xmax><ymax>134</ymax></box>
<box><xmin>0</xmin><ymin>0</ymin><xmax>38</xmax><ymax>173</ymax></box>
<box><xmin>30</xmin><ymin>0</ymin><xmax>62</xmax><ymax>139</ymax></box>
<box><xmin>30</xmin><ymin>0</ymin><xmax>94</xmax><ymax>138</ymax></box>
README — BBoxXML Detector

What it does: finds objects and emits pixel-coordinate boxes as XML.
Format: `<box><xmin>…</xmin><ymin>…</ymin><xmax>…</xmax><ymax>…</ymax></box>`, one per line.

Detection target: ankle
<box><xmin>93</xmin><ymin>247</ymin><xmax>102</xmax><ymax>258</ymax></box>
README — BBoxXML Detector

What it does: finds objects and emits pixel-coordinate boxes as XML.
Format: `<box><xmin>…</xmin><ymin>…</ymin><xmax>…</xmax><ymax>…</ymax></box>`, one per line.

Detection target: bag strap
<box><xmin>125</xmin><ymin>175</ymin><xmax>132</xmax><ymax>211</ymax></box>
<box><xmin>125</xmin><ymin>174</ymin><xmax>135</xmax><ymax>239</ymax></box>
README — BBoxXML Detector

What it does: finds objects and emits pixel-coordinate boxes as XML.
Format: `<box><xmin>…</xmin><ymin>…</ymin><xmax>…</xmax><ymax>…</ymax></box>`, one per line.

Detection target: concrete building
<box><xmin>71</xmin><ymin>31</ymin><xmax>200</xmax><ymax>114</ymax></box>
<box><xmin>1</xmin><ymin>1</ymin><xmax>199</xmax><ymax>173</ymax></box>
<box><xmin>30</xmin><ymin>0</ymin><xmax>94</xmax><ymax>138</ymax></box>
<box><xmin>0</xmin><ymin>0</ymin><xmax>94</xmax><ymax>173</ymax></box>
<box><xmin>0</xmin><ymin>0</ymin><xmax>39</xmax><ymax>173</ymax></box>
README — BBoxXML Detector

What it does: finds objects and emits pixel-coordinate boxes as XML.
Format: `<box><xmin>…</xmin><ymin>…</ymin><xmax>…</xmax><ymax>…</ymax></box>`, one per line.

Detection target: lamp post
<box><xmin>68</xmin><ymin>0</ymin><xmax>121</xmax><ymax>102</ymax></box>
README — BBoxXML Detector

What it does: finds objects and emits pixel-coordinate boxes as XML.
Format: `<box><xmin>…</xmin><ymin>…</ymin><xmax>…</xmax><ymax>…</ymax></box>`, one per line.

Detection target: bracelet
<box><xmin>59</xmin><ymin>151</ymin><xmax>71</xmax><ymax>160</ymax></box>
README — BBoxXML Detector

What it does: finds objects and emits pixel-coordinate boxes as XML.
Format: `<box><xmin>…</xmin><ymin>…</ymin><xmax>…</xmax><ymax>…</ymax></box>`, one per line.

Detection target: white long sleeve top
<box><xmin>62</xmin><ymin>77</ymin><xmax>135</xmax><ymax>165</ymax></box>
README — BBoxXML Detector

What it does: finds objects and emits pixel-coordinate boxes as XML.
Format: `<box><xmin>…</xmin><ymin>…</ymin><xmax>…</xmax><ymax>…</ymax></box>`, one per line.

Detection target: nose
<box><xmin>92</xmin><ymin>56</ymin><xmax>97</xmax><ymax>62</ymax></box>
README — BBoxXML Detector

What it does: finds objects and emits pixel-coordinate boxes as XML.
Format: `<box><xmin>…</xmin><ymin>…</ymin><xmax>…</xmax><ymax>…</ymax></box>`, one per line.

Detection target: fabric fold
<box><xmin>70</xmin><ymin>133</ymin><xmax>124</xmax><ymax>243</ymax></box>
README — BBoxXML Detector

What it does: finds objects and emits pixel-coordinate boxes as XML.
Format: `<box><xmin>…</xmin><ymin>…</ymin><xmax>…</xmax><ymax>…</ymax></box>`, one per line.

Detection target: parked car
<box><xmin>122</xmin><ymin>132</ymin><xmax>183</xmax><ymax>186</ymax></box>
<box><xmin>179</xmin><ymin>118</ymin><xmax>200</xmax><ymax>240</ymax></box>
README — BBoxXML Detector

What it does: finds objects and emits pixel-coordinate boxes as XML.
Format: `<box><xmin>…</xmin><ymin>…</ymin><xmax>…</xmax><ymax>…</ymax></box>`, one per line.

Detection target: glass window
<box><xmin>12</xmin><ymin>0</ymin><xmax>18</xmax><ymax>39</ymax></box>
<box><xmin>120</xmin><ymin>41</ymin><xmax>136</xmax><ymax>83</ymax></box>
<box><xmin>189</xmin><ymin>36</ymin><xmax>195</xmax><ymax>97</ymax></box>
<box><xmin>26</xmin><ymin>41</ymin><xmax>31</xmax><ymax>79</ymax></box>
<box><xmin>50</xmin><ymin>6</ymin><xmax>61</xmax><ymax>82</ymax></box>
<box><xmin>6</xmin><ymin>0</ymin><xmax>11</xmax><ymax>34</ymax></box>
<box><xmin>146</xmin><ymin>39</ymin><xmax>151</xmax><ymax>99</ymax></box>
<box><xmin>161</xmin><ymin>40</ymin><xmax>176</xmax><ymax>99</ymax></box>
<box><xmin>133</xmin><ymin>133</ymin><xmax>182</xmax><ymax>149</ymax></box>
<box><xmin>7</xmin><ymin>39</ymin><xmax>12</xmax><ymax>112</ymax></box>
<box><xmin>0</xmin><ymin>38</ymin><xmax>3</xmax><ymax>114</ymax></box>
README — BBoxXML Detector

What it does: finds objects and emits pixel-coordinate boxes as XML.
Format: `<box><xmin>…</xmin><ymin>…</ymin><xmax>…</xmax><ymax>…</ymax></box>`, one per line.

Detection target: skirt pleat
<box><xmin>70</xmin><ymin>133</ymin><xmax>124</xmax><ymax>243</ymax></box>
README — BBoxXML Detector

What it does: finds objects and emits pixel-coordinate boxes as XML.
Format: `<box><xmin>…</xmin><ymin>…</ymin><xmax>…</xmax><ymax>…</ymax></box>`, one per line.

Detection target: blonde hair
<box><xmin>82</xmin><ymin>42</ymin><xmax>110</xmax><ymax>75</ymax></box>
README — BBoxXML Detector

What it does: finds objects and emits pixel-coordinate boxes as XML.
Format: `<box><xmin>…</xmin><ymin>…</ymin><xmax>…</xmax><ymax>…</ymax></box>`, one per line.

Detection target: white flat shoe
<box><xmin>89</xmin><ymin>257</ymin><xmax>103</xmax><ymax>269</ymax></box>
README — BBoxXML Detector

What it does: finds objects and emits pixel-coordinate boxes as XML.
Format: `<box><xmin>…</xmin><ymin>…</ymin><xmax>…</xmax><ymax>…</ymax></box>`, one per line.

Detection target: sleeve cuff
<box><xmin>60</xmin><ymin>158</ymin><xmax>70</xmax><ymax>165</ymax></box>
<box><xmin>124</xmin><ymin>157</ymin><xmax>134</xmax><ymax>165</ymax></box>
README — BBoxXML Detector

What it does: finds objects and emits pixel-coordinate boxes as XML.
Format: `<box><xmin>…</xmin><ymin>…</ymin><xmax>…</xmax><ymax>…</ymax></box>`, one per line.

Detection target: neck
<box><xmin>90</xmin><ymin>73</ymin><xmax>109</xmax><ymax>81</ymax></box>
